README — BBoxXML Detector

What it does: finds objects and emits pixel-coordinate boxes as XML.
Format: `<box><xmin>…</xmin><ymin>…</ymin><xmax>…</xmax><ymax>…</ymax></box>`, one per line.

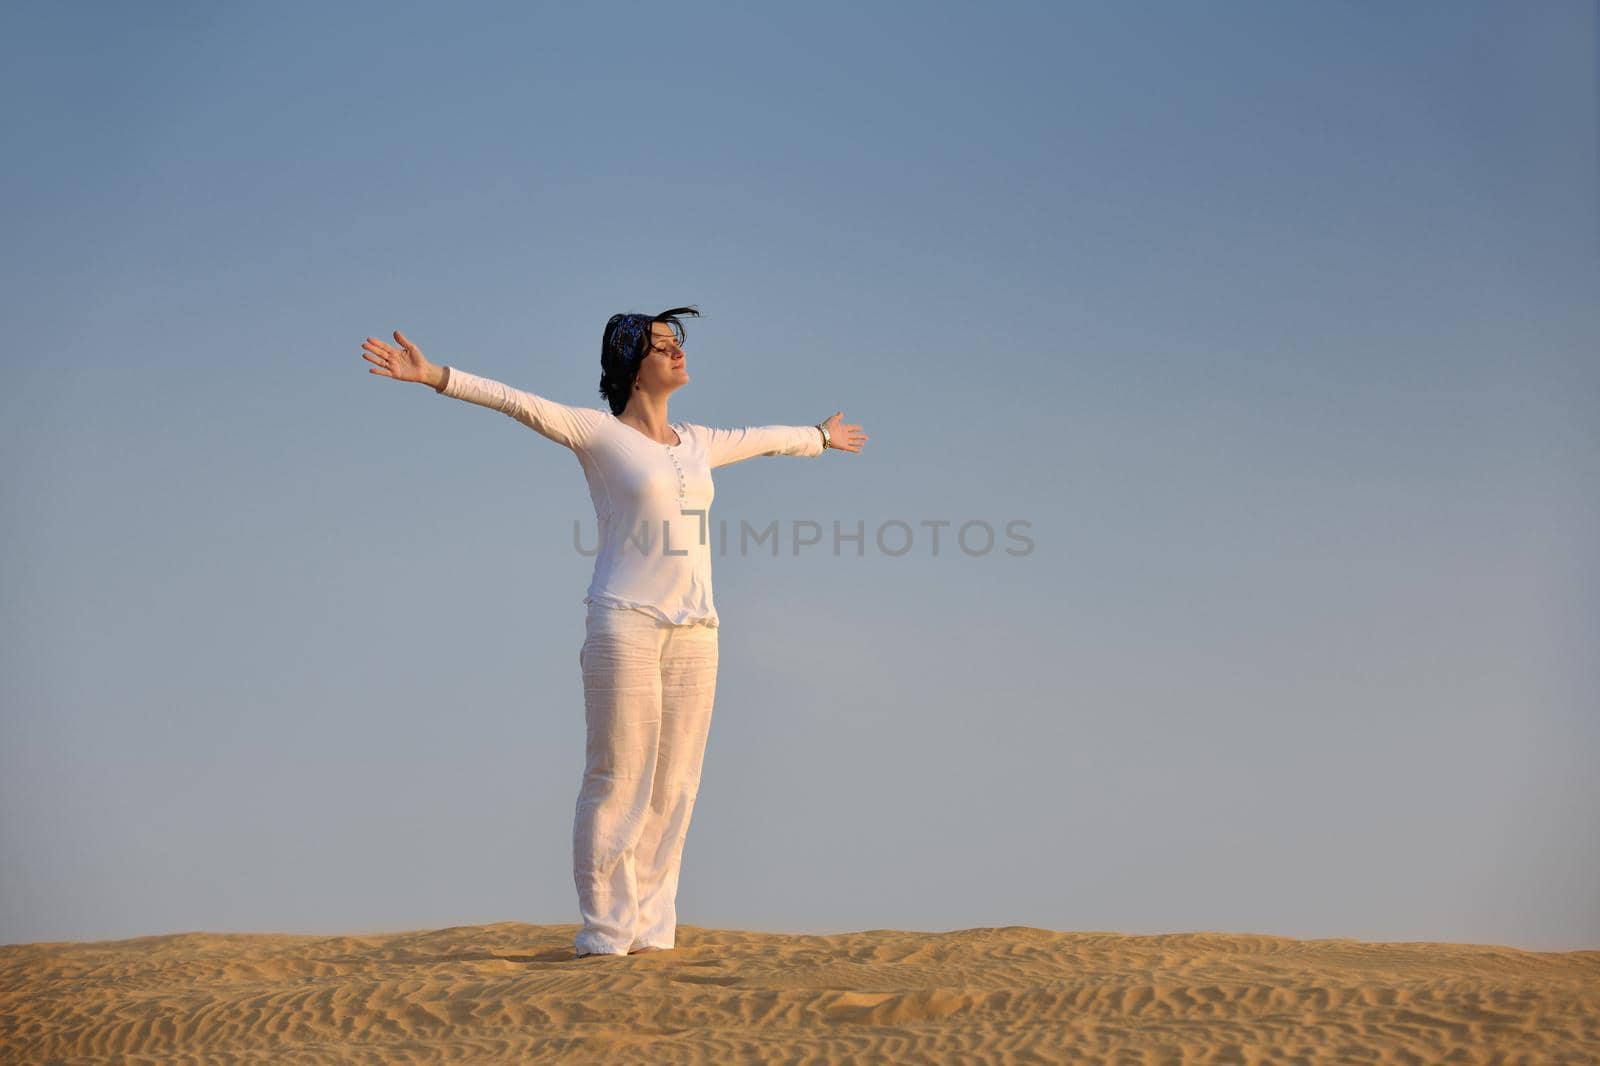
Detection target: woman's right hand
<box><xmin>362</xmin><ymin>330</ymin><xmax>444</xmax><ymax>388</ymax></box>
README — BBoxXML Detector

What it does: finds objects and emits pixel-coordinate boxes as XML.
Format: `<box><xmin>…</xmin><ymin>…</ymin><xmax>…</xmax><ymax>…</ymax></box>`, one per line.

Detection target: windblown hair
<box><xmin>598</xmin><ymin>306</ymin><xmax>700</xmax><ymax>416</ymax></box>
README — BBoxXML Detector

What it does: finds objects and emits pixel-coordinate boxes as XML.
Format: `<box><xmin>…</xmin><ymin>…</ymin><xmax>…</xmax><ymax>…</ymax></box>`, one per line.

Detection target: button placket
<box><xmin>667</xmin><ymin>441</ymin><xmax>687</xmax><ymax>506</ymax></box>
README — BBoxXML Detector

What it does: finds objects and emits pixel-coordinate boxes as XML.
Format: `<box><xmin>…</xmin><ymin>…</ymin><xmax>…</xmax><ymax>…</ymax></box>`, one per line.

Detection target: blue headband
<box><xmin>608</xmin><ymin>314</ymin><xmax>651</xmax><ymax>365</ymax></box>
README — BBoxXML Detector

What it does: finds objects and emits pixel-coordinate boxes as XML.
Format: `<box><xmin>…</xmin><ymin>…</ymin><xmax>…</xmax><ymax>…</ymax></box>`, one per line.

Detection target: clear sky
<box><xmin>2</xmin><ymin>1</ymin><xmax>1595</xmax><ymax>951</ymax></box>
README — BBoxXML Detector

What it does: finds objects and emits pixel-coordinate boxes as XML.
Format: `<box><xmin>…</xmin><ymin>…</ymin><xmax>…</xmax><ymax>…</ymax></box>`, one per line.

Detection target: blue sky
<box><xmin>2</xmin><ymin>1</ymin><xmax>1596</xmax><ymax>950</ymax></box>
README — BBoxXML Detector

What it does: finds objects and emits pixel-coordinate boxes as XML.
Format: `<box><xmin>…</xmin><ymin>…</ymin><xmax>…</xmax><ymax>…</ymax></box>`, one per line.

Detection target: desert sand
<box><xmin>2</xmin><ymin>922</ymin><xmax>1596</xmax><ymax>1063</ymax></box>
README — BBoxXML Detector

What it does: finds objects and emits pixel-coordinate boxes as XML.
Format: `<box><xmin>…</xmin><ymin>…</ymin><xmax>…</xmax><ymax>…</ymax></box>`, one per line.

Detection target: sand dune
<box><xmin>3</xmin><ymin>923</ymin><xmax>1596</xmax><ymax>1063</ymax></box>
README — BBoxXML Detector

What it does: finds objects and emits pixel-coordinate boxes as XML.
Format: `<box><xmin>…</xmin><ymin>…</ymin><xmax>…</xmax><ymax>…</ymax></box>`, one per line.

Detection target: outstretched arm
<box><xmin>362</xmin><ymin>330</ymin><xmax>601</xmax><ymax>451</ymax></box>
<box><xmin>702</xmin><ymin>411</ymin><xmax>869</xmax><ymax>469</ymax></box>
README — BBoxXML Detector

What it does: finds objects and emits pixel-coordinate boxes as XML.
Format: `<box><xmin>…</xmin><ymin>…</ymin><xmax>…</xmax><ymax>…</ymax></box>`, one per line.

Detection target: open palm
<box><xmin>361</xmin><ymin>330</ymin><xmax>433</xmax><ymax>384</ymax></box>
<box><xmin>822</xmin><ymin>411</ymin><xmax>869</xmax><ymax>453</ymax></box>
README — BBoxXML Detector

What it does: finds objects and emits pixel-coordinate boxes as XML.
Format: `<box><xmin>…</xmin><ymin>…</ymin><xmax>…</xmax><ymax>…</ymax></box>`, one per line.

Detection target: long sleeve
<box><xmin>439</xmin><ymin>366</ymin><xmax>605</xmax><ymax>452</ymax></box>
<box><xmin>700</xmin><ymin>423</ymin><xmax>824</xmax><ymax>469</ymax></box>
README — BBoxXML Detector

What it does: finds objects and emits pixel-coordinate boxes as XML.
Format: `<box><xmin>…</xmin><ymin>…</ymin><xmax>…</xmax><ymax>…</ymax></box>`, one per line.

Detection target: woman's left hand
<box><xmin>821</xmin><ymin>412</ymin><xmax>869</xmax><ymax>454</ymax></box>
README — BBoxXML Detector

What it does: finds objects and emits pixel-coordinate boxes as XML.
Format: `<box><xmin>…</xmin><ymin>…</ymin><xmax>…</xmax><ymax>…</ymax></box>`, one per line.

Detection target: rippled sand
<box><xmin>3</xmin><ymin>923</ymin><xmax>1596</xmax><ymax>1063</ymax></box>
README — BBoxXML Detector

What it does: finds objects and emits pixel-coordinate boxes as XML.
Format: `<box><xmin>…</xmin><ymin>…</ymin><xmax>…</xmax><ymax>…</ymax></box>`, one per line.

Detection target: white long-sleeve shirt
<box><xmin>438</xmin><ymin>366</ymin><xmax>823</xmax><ymax>628</ymax></box>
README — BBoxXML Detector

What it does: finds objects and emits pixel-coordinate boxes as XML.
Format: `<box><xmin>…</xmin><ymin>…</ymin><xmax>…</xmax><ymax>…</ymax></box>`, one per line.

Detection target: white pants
<box><xmin>573</xmin><ymin>603</ymin><xmax>719</xmax><ymax>955</ymax></box>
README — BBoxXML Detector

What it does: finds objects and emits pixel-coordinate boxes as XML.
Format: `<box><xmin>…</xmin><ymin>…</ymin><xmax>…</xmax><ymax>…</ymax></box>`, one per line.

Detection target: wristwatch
<box><xmin>815</xmin><ymin>421</ymin><xmax>831</xmax><ymax>450</ymax></box>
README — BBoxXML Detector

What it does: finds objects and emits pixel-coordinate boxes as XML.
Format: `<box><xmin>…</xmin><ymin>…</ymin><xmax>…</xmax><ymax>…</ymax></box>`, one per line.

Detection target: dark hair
<box><xmin>598</xmin><ymin>305</ymin><xmax>700</xmax><ymax>416</ymax></box>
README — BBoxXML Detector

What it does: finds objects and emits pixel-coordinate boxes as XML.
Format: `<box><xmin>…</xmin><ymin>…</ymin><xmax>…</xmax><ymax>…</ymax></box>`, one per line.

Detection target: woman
<box><xmin>361</xmin><ymin>307</ymin><xmax>868</xmax><ymax>960</ymax></box>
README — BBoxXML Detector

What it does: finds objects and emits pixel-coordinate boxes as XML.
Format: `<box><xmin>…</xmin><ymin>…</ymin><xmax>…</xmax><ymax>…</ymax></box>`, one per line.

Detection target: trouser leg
<box><xmin>631</xmin><ymin>622</ymin><xmax>719</xmax><ymax>949</ymax></box>
<box><xmin>573</xmin><ymin>608</ymin><xmax>664</xmax><ymax>955</ymax></box>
